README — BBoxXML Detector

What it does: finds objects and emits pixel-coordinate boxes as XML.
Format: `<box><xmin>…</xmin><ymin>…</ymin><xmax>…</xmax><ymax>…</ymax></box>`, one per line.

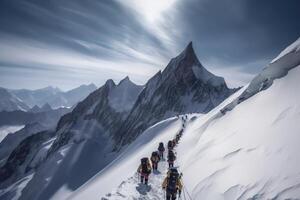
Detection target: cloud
<box><xmin>0</xmin><ymin>0</ymin><xmax>299</xmax><ymax>90</ymax></box>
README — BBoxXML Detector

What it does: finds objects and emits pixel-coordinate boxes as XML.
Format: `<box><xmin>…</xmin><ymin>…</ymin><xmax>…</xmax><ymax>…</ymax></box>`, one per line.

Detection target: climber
<box><xmin>175</xmin><ymin>134</ymin><xmax>180</xmax><ymax>144</ymax></box>
<box><xmin>158</xmin><ymin>142</ymin><xmax>165</xmax><ymax>159</ymax></box>
<box><xmin>162</xmin><ymin>168</ymin><xmax>183</xmax><ymax>200</ymax></box>
<box><xmin>168</xmin><ymin>140</ymin><xmax>174</xmax><ymax>151</ymax></box>
<box><xmin>150</xmin><ymin>151</ymin><xmax>160</xmax><ymax>170</ymax></box>
<box><xmin>167</xmin><ymin>150</ymin><xmax>176</xmax><ymax>168</ymax></box>
<box><xmin>178</xmin><ymin>129</ymin><xmax>183</xmax><ymax>137</ymax></box>
<box><xmin>137</xmin><ymin>157</ymin><xmax>152</xmax><ymax>185</ymax></box>
<box><xmin>172</xmin><ymin>138</ymin><xmax>177</xmax><ymax>147</ymax></box>
<box><xmin>181</xmin><ymin>115</ymin><xmax>185</xmax><ymax>123</ymax></box>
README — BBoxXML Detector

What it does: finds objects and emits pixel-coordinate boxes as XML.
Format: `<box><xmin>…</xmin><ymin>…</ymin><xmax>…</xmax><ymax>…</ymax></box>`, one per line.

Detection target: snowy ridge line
<box><xmin>100</xmin><ymin>115</ymin><xmax>189</xmax><ymax>200</ymax></box>
<box><xmin>220</xmin><ymin>38</ymin><xmax>300</xmax><ymax>116</ymax></box>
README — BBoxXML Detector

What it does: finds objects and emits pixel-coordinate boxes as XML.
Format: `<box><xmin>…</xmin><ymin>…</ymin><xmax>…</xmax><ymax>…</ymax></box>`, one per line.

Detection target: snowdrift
<box><xmin>68</xmin><ymin>117</ymin><xmax>186</xmax><ymax>199</ymax></box>
<box><xmin>69</xmin><ymin>38</ymin><xmax>300</xmax><ymax>200</ymax></box>
<box><xmin>177</xmin><ymin>66</ymin><xmax>300</xmax><ymax>199</ymax></box>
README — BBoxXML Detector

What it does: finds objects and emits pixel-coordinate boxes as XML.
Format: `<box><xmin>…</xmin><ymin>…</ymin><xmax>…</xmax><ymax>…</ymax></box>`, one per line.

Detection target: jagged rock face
<box><xmin>0</xmin><ymin>130</ymin><xmax>54</xmax><ymax>187</ymax></box>
<box><xmin>115</xmin><ymin>42</ymin><xmax>235</xmax><ymax>146</ymax></box>
<box><xmin>49</xmin><ymin>79</ymin><xmax>143</xmax><ymax>155</ymax></box>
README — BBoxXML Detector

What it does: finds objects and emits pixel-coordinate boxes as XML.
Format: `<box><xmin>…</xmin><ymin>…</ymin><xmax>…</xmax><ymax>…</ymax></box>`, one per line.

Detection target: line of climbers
<box><xmin>137</xmin><ymin>115</ymin><xmax>188</xmax><ymax>200</ymax></box>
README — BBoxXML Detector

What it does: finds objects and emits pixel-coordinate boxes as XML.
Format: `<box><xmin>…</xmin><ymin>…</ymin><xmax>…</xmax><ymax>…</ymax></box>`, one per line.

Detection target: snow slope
<box><xmin>10</xmin><ymin>78</ymin><xmax>143</xmax><ymax>200</ymax></box>
<box><xmin>69</xmin><ymin>117</ymin><xmax>187</xmax><ymax>200</ymax></box>
<box><xmin>69</xmin><ymin>38</ymin><xmax>300</xmax><ymax>200</ymax></box>
<box><xmin>68</xmin><ymin>84</ymin><xmax>242</xmax><ymax>200</ymax></box>
<box><xmin>1</xmin><ymin>37</ymin><xmax>298</xmax><ymax>200</ymax></box>
<box><xmin>176</xmin><ymin>65</ymin><xmax>300</xmax><ymax>200</ymax></box>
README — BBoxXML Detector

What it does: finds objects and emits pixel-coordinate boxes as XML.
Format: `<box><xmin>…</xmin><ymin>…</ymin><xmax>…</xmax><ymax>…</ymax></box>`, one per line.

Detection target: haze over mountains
<box><xmin>8</xmin><ymin>84</ymin><xmax>97</xmax><ymax>109</ymax></box>
<box><xmin>0</xmin><ymin>83</ymin><xmax>98</xmax><ymax>144</ymax></box>
<box><xmin>0</xmin><ymin>37</ymin><xmax>299</xmax><ymax>200</ymax></box>
<box><xmin>0</xmin><ymin>84</ymin><xmax>97</xmax><ymax>112</ymax></box>
<box><xmin>0</xmin><ymin>42</ymin><xmax>236</xmax><ymax>200</ymax></box>
<box><xmin>0</xmin><ymin>88</ymin><xmax>30</xmax><ymax>112</ymax></box>
<box><xmin>71</xmin><ymin>37</ymin><xmax>300</xmax><ymax>200</ymax></box>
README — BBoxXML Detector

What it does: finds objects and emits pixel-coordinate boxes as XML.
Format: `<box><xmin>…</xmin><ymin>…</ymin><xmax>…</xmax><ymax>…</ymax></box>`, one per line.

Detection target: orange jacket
<box><xmin>162</xmin><ymin>172</ymin><xmax>183</xmax><ymax>191</ymax></box>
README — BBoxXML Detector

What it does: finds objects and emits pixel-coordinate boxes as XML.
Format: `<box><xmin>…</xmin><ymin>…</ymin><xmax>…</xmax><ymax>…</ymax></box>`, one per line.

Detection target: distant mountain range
<box><xmin>8</xmin><ymin>84</ymin><xmax>97</xmax><ymax>109</ymax></box>
<box><xmin>0</xmin><ymin>84</ymin><xmax>97</xmax><ymax>113</ymax></box>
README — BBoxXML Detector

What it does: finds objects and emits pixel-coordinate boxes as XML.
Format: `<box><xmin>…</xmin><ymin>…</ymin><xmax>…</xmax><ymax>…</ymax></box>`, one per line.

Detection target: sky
<box><xmin>0</xmin><ymin>0</ymin><xmax>299</xmax><ymax>90</ymax></box>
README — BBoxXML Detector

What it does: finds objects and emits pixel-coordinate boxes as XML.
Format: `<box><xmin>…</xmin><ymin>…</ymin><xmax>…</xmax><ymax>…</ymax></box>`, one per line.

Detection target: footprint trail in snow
<box><xmin>101</xmin><ymin>159</ymin><xmax>169</xmax><ymax>200</ymax></box>
<box><xmin>101</xmin><ymin>116</ymin><xmax>187</xmax><ymax>200</ymax></box>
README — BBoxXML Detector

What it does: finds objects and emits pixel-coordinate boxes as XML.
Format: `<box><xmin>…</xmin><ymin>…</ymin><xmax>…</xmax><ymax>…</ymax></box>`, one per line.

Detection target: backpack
<box><xmin>151</xmin><ymin>151</ymin><xmax>159</xmax><ymax>162</ymax></box>
<box><xmin>168</xmin><ymin>151</ymin><xmax>176</xmax><ymax>161</ymax></box>
<box><xmin>167</xmin><ymin>168</ymin><xmax>179</xmax><ymax>192</ymax></box>
<box><xmin>141</xmin><ymin>157</ymin><xmax>149</xmax><ymax>173</ymax></box>
<box><xmin>152</xmin><ymin>151</ymin><xmax>158</xmax><ymax>159</ymax></box>
<box><xmin>158</xmin><ymin>142</ymin><xmax>165</xmax><ymax>151</ymax></box>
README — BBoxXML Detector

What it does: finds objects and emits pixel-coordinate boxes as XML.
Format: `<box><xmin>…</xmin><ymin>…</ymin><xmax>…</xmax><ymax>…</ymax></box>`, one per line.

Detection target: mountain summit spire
<box><xmin>181</xmin><ymin>41</ymin><xmax>197</xmax><ymax>60</ymax></box>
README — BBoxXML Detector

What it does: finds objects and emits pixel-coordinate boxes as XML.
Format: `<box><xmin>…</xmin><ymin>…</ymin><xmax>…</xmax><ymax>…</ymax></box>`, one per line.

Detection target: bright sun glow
<box><xmin>129</xmin><ymin>0</ymin><xmax>176</xmax><ymax>22</ymax></box>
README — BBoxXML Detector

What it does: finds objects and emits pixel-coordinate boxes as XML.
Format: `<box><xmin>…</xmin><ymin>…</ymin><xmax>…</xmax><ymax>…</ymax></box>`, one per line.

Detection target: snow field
<box><xmin>70</xmin><ymin>116</ymin><xmax>188</xmax><ymax>200</ymax></box>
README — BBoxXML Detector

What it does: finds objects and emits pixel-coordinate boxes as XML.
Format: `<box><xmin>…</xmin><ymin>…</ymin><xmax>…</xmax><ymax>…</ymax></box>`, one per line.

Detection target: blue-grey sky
<box><xmin>0</xmin><ymin>0</ymin><xmax>299</xmax><ymax>90</ymax></box>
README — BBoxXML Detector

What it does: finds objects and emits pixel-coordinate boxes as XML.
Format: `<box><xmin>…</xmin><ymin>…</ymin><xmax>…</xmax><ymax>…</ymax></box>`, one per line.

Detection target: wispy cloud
<box><xmin>0</xmin><ymin>0</ymin><xmax>299</xmax><ymax>90</ymax></box>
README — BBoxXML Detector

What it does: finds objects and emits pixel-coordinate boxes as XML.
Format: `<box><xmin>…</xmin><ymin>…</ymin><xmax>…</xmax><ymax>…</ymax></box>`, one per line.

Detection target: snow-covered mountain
<box><xmin>0</xmin><ymin>77</ymin><xmax>143</xmax><ymax>200</ymax></box>
<box><xmin>2</xmin><ymin>37</ymin><xmax>299</xmax><ymax>200</ymax></box>
<box><xmin>66</xmin><ymin>37</ymin><xmax>300</xmax><ymax>200</ymax></box>
<box><xmin>0</xmin><ymin>107</ymin><xmax>70</xmax><ymax>166</ymax></box>
<box><xmin>0</xmin><ymin>88</ymin><xmax>29</xmax><ymax>112</ymax></box>
<box><xmin>0</xmin><ymin>42</ymin><xmax>234</xmax><ymax>200</ymax></box>
<box><xmin>115</xmin><ymin>42</ymin><xmax>235</xmax><ymax>147</ymax></box>
<box><xmin>10</xmin><ymin>84</ymin><xmax>97</xmax><ymax>108</ymax></box>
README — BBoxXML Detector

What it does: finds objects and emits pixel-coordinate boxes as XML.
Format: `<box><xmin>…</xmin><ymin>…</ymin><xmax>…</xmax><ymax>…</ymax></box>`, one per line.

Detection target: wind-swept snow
<box><xmin>69</xmin><ymin>117</ymin><xmax>186</xmax><ymax>200</ymax></box>
<box><xmin>272</xmin><ymin>37</ymin><xmax>300</xmax><ymax>63</ymax></box>
<box><xmin>176</xmin><ymin>65</ymin><xmax>300</xmax><ymax>200</ymax></box>
<box><xmin>101</xmin><ymin>159</ymin><xmax>169</xmax><ymax>200</ymax></box>
<box><xmin>221</xmin><ymin>37</ymin><xmax>300</xmax><ymax>114</ymax></box>
<box><xmin>80</xmin><ymin>64</ymin><xmax>300</xmax><ymax>200</ymax></box>
<box><xmin>69</xmin><ymin>38</ymin><xmax>300</xmax><ymax>200</ymax></box>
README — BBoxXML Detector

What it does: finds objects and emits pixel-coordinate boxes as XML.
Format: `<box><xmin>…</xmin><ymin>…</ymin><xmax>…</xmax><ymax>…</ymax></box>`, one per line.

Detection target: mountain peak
<box><xmin>185</xmin><ymin>41</ymin><xmax>194</xmax><ymax>52</ymax></box>
<box><xmin>105</xmin><ymin>79</ymin><xmax>116</xmax><ymax>89</ymax></box>
<box><xmin>88</xmin><ymin>83</ymin><xmax>97</xmax><ymax>89</ymax></box>
<box><xmin>179</xmin><ymin>41</ymin><xmax>197</xmax><ymax>61</ymax></box>
<box><xmin>161</xmin><ymin>41</ymin><xmax>226</xmax><ymax>87</ymax></box>
<box><xmin>119</xmin><ymin>76</ymin><xmax>129</xmax><ymax>83</ymax></box>
<box><xmin>118</xmin><ymin>76</ymin><xmax>136</xmax><ymax>86</ymax></box>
